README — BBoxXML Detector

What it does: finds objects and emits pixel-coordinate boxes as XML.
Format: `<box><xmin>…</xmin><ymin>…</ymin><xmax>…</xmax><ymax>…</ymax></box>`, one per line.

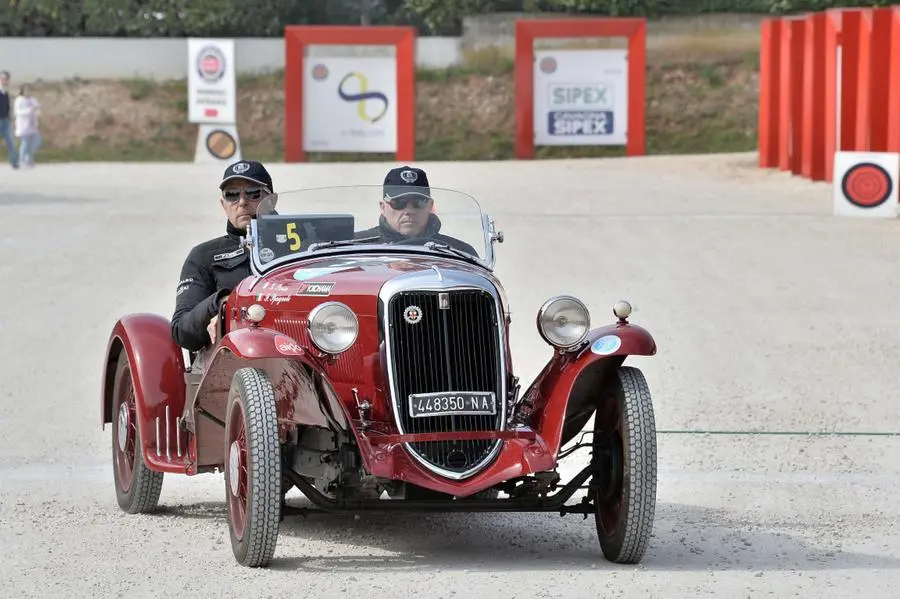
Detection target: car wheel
<box><xmin>111</xmin><ymin>352</ymin><xmax>164</xmax><ymax>514</ymax></box>
<box><xmin>592</xmin><ymin>366</ymin><xmax>657</xmax><ymax>564</ymax></box>
<box><xmin>224</xmin><ymin>367</ymin><xmax>282</xmax><ymax>567</ymax></box>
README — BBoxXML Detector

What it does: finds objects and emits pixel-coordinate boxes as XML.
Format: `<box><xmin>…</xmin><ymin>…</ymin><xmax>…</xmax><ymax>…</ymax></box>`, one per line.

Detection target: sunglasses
<box><xmin>222</xmin><ymin>187</ymin><xmax>269</xmax><ymax>203</ymax></box>
<box><xmin>385</xmin><ymin>195</ymin><xmax>431</xmax><ymax>210</ymax></box>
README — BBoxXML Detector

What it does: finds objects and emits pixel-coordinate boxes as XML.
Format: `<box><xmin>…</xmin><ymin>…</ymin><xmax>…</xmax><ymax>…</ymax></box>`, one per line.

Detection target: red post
<box><xmin>801</xmin><ymin>11</ymin><xmax>826</xmax><ymax>181</ymax></box>
<box><xmin>824</xmin><ymin>11</ymin><xmax>840</xmax><ymax>182</ymax></box>
<box><xmin>514</xmin><ymin>18</ymin><xmax>646</xmax><ymax>159</ymax></box>
<box><xmin>888</xmin><ymin>7</ymin><xmax>900</xmax><ymax>153</ymax></box>
<box><xmin>758</xmin><ymin>18</ymin><xmax>782</xmax><ymax>168</ymax></box>
<box><xmin>283</xmin><ymin>25</ymin><xmax>417</xmax><ymax>162</ymax></box>
<box><xmin>866</xmin><ymin>8</ymin><xmax>893</xmax><ymax>152</ymax></box>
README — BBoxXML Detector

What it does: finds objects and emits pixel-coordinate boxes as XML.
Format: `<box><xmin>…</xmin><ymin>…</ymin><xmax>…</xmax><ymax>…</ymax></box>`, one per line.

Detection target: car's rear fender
<box><xmin>519</xmin><ymin>322</ymin><xmax>657</xmax><ymax>456</ymax></box>
<box><xmin>189</xmin><ymin>327</ymin><xmax>351</xmax><ymax>468</ymax></box>
<box><xmin>101</xmin><ymin>313</ymin><xmax>187</xmax><ymax>466</ymax></box>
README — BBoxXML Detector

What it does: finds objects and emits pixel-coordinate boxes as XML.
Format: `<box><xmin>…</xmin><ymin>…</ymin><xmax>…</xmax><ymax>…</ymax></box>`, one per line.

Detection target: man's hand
<box><xmin>207</xmin><ymin>315</ymin><xmax>220</xmax><ymax>345</ymax></box>
<box><xmin>208</xmin><ymin>293</ymin><xmax>230</xmax><ymax>346</ymax></box>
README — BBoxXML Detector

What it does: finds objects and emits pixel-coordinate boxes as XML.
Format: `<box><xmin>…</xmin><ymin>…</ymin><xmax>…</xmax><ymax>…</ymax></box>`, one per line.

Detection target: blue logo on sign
<box><xmin>591</xmin><ymin>335</ymin><xmax>622</xmax><ymax>356</ymax></box>
<box><xmin>548</xmin><ymin>111</ymin><xmax>614</xmax><ymax>136</ymax></box>
<box><xmin>338</xmin><ymin>72</ymin><xmax>389</xmax><ymax>124</ymax></box>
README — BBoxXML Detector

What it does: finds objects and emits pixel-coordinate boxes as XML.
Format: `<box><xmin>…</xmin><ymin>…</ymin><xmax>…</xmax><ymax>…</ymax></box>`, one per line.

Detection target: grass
<box><xmin>21</xmin><ymin>29</ymin><xmax>762</xmax><ymax>164</ymax></box>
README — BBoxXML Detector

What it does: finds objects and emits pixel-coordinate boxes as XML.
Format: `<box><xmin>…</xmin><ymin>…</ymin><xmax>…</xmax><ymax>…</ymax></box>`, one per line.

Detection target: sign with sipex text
<box><xmin>187</xmin><ymin>38</ymin><xmax>237</xmax><ymax>124</ymax></box>
<box><xmin>303</xmin><ymin>56</ymin><xmax>397</xmax><ymax>153</ymax></box>
<box><xmin>533</xmin><ymin>49</ymin><xmax>628</xmax><ymax>146</ymax></box>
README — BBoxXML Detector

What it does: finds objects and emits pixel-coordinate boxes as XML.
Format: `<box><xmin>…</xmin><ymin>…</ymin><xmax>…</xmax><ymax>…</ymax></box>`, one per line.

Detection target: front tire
<box><xmin>592</xmin><ymin>366</ymin><xmax>657</xmax><ymax>564</ymax></box>
<box><xmin>224</xmin><ymin>367</ymin><xmax>282</xmax><ymax>567</ymax></box>
<box><xmin>111</xmin><ymin>352</ymin><xmax>164</xmax><ymax>514</ymax></box>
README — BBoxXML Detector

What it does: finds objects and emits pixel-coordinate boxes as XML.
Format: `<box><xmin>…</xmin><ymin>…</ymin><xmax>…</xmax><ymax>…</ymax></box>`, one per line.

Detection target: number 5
<box><xmin>286</xmin><ymin>222</ymin><xmax>301</xmax><ymax>250</ymax></box>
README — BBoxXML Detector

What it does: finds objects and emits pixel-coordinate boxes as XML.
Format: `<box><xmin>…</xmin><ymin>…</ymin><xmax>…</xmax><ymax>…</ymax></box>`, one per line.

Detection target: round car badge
<box><xmin>841</xmin><ymin>162</ymin><xmax>893</xmax><ymax>208</ymax></box>
<box><xmin>403</xmin><ymin>305</ymin><xmax>423</xmax><ymax>324</ymax></box>
<box><xmin>259</xmin><ymin>247</ymin><xmax>275</xmax><ymax>263</ymax></box>
<box><xmin>591</xmin><ymin>335</ymin><xmax>622</xmax><ymax>356</ymax></box>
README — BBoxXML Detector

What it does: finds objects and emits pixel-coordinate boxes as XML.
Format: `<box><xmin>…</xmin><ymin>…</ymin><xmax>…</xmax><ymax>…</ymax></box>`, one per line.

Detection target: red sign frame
<box><xmin>514</xmin><ymin>18</ymin><xmax>647</xmax><ymax>159</ymax></box>
<box><xmin>283</xmin><ymin>25</ymin><xmax>417</xmax><ymax>162</ymax></box>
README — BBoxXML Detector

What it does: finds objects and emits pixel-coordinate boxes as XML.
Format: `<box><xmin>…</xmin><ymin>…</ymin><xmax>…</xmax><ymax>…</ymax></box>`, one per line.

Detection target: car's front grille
<box><xmin>386</xmin><ymin>288</ymin><xmax>504</xmax><ymax>477</ymax></box>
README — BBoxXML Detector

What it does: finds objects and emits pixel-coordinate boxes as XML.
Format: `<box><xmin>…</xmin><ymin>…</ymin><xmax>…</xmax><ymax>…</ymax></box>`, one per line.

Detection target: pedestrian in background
<box><xmin>0</xmin><ymin>70</ymin><xmax>19</xmax><ymax>169</ymax></box>
<box><xmin>14</xmin><ymin>84</ymin><xmax>41</xmax><ymax>167</ymax></box>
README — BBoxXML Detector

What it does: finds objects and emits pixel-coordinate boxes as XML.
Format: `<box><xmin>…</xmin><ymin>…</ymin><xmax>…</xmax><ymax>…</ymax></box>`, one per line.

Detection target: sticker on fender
<box><xmin>274</xmin><ymin>335</ymin><xmax>303</xmax><ymax>355</ymax></box>
<box><xmin>591</xmin><ymin>335</ymin><xmax>621</xmax><ymax>355</ymax></box>
<box><xmin>296</xmin><ymin>282</ymin><xmax>334</xmax><ymax>296</ymax></box>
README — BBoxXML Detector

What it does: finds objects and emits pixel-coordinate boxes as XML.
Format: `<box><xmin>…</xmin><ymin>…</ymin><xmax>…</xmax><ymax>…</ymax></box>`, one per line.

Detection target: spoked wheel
<box><xmin>224</xmin><ymin>367</ymin><xmax>282</xmax><ymax>567</ymax></box>
<box><xmin>592</xmin><ymin>365</ymin><xmax>657</xmax><ymax>564</ymax></box>
<box><xmin>111</xmin><ymin>352</ymin><xmax>164</xmax><ymax>513</ymax></box>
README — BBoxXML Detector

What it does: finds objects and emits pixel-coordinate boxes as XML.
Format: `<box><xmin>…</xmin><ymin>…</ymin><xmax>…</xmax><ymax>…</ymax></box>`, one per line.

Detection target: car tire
<box><xmin>111</xmin><ymin>351</ymin><xmax>164</xmax><ymax>514</ymax></box>
<box><xmin>593</xmin><ymin>365</ymin><xmax>657</xmax><ymax>564</ymax></box>
<box><xmin>224</xmin><ymin>367</ymin><xmax>282</xmax><ymax>567</ymax></box>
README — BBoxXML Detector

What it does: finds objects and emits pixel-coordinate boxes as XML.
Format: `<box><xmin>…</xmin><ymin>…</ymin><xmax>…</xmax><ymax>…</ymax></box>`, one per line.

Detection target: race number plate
<box><xmin>408</xmin><ymin>391</ymin><xmax>497</xmax><ymax>418</ymax></box>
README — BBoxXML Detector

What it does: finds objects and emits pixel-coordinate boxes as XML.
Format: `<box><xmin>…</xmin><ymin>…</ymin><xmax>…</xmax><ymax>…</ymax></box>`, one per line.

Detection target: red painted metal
<box><xmin>283</xmin><ymin>25</ymin><xmax>416</xmax><ymax>162</ymax></box>
<box><xmin>889</xmin><ymin>7</ymin><xmax>900</xmax><ymax>153</ymax></box>
<box><xmin>101</xmin><ymin>313</ymin><xmax>190</xmax><ymax>474</ymax></box>
<box><xmin>801</xmin><ymin>11</ymin><xmax>826</xmax><ymax>181</ymax></box>
<box><xmin>514</xmin><ymin>18</ymin><xmax>646</xmax><ymax>159</ymax></box>
<box><xmin>758</xmin><ymin>18</ymin><xmax>782</xmax><ymax>169</ymax></box>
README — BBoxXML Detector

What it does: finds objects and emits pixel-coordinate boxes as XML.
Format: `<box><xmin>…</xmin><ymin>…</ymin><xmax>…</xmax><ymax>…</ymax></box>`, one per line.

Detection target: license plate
<box><xmin>408</xmin><ymin>391</ymin><xmax>497</xmax><ymax>418</ymax></box>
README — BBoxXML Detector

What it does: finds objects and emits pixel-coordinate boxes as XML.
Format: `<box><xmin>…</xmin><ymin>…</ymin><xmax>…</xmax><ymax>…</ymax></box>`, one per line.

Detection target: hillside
<box><xmin>24</xmin><ymin>44</ymin><xmax>760</xmax><ymax>163</ymax></box>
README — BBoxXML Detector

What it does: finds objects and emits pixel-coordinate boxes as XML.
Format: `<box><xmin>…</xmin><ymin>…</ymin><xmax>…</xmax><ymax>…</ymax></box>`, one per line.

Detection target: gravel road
<box><xmin>1</xmin><ymin>153</ymin><xmax>899</xmax><ymax>597</ymax></box>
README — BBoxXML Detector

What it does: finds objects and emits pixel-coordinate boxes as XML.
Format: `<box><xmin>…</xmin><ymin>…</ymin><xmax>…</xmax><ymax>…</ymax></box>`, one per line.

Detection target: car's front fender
<box><xmin>188</xmin><ymin>326</ymin><xmax>348</xmax><ymax>468</ymax></box>
<box><xmin>101</xmin><ymin>313</ymin><xmax>186</xmax><ymax>467</ymax></box>
<box><xmin>519</xmin><ymin>322</ymin><xmax>657</xmax><ymax>456</ymax></box>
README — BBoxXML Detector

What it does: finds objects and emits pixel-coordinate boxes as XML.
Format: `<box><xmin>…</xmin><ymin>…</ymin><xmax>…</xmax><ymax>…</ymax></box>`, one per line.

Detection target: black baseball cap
<box><xmin>383</xmin><ymin>165</ymin><xmax>430</xmax><ymax>199</ymax></box>
<box><xmin>219</xmin><ymin>160</ymin><xmax>273</xmax><ymax>191</ymax></box>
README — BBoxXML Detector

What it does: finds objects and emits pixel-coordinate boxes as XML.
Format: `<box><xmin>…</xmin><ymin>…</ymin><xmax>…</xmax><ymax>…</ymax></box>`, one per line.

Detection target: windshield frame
<box><xmin>243</xmin><ymin>185</ymin><xmax>498</xmax><ymax>276</ymax></box>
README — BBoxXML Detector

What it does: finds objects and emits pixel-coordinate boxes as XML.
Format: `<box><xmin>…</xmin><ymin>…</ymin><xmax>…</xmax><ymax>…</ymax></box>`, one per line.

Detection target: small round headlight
<box><xmin>307</xmin><ymin>301</ymin><xmax>359</xmax><ymax>354</ymax></box>
<box><xmin>537</xmin><ymin>295</ymin><xmax>590</xmax><ymax>350</ymax></box>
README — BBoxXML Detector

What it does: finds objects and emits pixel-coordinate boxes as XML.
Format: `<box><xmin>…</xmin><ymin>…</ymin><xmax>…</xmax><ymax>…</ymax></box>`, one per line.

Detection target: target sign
<box><xmin>833</xmin><ymin>152</ymin><xmax>899</xmax><ymax>218</ymax></box>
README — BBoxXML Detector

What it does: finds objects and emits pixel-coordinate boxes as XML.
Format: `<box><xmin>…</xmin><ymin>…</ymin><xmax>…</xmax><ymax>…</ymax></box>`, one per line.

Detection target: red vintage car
<box><xmin>100</xmin><ymin>184</ymin><xmax>659</xmax><ymax>567</ymax></box>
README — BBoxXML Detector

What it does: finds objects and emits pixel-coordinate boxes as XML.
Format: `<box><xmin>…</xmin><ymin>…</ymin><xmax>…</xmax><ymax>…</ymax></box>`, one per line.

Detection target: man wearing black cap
<box><xmin>170</xmin><ymin>159</ymin><xmax>275</xmax><ymax>352</ymax></box>
<box><xmin>355</xmin><ymin>165</ymin><xmax>478</xmax><ymax>255</ymax></box>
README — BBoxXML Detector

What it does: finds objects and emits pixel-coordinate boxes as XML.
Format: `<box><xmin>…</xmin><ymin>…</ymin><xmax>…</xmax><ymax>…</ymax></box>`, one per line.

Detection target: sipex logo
<box><xmin>549</xmin><ymin>111</ymin><xmax>614</xmax><ymax>136</ymax></box>
<box><xmin>338</xmin><ymin>72</ymin><xmax>389</xmax><ymax>123</ymax></box>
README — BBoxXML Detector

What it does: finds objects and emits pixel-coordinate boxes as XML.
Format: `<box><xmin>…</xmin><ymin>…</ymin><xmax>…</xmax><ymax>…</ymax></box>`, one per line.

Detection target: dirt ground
<box><xmin>20</xmin><ymin>49</ymin><xmax>760</xmax><ymax>163</ymax></box>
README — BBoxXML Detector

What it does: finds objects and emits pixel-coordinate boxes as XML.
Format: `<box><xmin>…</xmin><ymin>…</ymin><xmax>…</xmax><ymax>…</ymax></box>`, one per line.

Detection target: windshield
<box><xmin>246</xmin><ymin>185</ymin><xmax>495</xmax><ymax>274</ymax></box>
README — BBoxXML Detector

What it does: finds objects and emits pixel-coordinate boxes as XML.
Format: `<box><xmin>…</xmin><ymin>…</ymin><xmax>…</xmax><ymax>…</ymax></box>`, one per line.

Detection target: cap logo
<box><xmin>400</xmin><ymin>169</ymin><xmax>418</xmax><ymax>183</ymax></box>
<box><xmin>232</xmin><ymin>162</ymin><xmax>250</xmax><ymax>174</ymax></box>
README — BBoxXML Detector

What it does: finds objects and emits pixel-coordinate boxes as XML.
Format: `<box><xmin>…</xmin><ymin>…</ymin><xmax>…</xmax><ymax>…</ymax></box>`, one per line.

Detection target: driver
<box><xmin>355</xmin><ymin>165</ymin><xmax>478</xmax><ymax>255</ymax></box>
<box><xmin>170</xmin><ymin>159</ymin><xmax>275</xmax><ymax>353</ymax></box>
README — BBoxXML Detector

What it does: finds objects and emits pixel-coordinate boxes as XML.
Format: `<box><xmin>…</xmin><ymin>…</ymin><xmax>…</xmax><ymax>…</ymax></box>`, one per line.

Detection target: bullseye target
<box><xmin>833</xmin><ymin>151</ymin><xmax>899</xmax><ymax>219</ymax></box>
<box><xmin>841</xmin><ymin>162</ymin><xmax>892</xmax><ymax>208</ymax></box>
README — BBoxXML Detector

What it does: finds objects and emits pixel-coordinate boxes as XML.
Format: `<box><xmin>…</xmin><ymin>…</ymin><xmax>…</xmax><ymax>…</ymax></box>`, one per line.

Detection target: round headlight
<box><xmin>307</xmin><ymin>302</ymin><xmax>359</xmax><ymax>354</ymax></box>
<box><xmin>537</xmin><ymin>295</ymin><xmax>590</xmax><ymax>349</ymax></box>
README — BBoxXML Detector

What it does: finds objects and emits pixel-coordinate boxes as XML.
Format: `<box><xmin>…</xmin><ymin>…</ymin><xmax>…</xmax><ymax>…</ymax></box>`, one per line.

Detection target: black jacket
<box><xmin>355</xmin><ymin>214</ymin><xmax>479</xmax><ymax>256</ymax></box>
<box><xmin>171</xmin><ymin>220</ymin><xmax>251</xmax><ymax>352</ymax></box>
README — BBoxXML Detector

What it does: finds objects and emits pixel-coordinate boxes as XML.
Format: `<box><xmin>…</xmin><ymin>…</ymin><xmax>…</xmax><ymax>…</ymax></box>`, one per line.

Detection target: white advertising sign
<box><xmin>833</xmin><ymin>151</ymin><xmax>899</xmax><ymax>218</ymax></box>
<box><xmin>187</xmin><ymin>38</ymin><xmax>237</xmax><ymax>124</ymax></box>
<box><xmin>303</xmin><ymin>56</ymin><xmax>397</xmax><ymax>153</ymax></box>
<box><xmin>533</xmin><ymin>49</ymin><xmax>628</xmax><ymax>146</ymax></box>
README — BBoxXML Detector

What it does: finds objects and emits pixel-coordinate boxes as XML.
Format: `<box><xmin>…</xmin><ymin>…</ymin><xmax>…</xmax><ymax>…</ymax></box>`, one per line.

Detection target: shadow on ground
<box><xmin>150</xmin><ymin>498</ymin><xmax>900</xmax><ymax>573</ymax></box>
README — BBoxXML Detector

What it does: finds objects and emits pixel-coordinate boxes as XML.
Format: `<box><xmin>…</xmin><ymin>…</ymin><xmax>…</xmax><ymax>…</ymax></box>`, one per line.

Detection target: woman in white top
<box><xmin>14</xmin><ymin>85</ymin><xmax>41</xmax><ymax>167</ymax></box>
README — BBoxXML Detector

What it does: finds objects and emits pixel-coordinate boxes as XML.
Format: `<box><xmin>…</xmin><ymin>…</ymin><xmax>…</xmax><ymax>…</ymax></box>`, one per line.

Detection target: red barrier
<box><xmin>757</xmin><ymin>18</ymin><xmax>781</xmax><ymax>168</ymax></box>
<box><xmin>758</xmin><ymin>7</ymin><xmax>900</xmax><ymax>183</ymax></box>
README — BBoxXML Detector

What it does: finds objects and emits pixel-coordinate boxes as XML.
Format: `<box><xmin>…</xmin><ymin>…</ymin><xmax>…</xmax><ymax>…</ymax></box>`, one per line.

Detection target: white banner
<box><xmin>187</xmin><ymin>38</ymin><xmax>237</xmax><ymax>124</ymax></box>
<box><xmin>533</xmin><ymin>49</ymin><xmax>628</xmax><ymax>146</ymax></box>
<box><xmin>302</xmin><ymin>56</ymin><xmax>397</xmax><ymax>153</ymax></box>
